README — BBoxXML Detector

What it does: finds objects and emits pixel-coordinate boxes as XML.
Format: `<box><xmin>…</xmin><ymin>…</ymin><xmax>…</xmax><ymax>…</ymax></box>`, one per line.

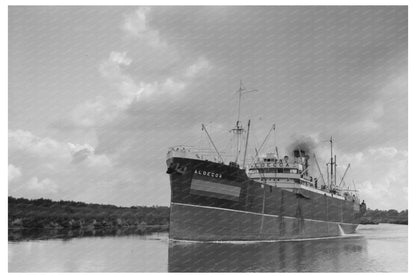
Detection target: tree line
<box><xmin>8</xmin><ymin>196</ymin><xmax>170</xmax><ymax>230</ymax></box>
<box><xmin>360</xmin><ymin>208</ymin><xmax>408</xmax><ymax>225</ymax></box>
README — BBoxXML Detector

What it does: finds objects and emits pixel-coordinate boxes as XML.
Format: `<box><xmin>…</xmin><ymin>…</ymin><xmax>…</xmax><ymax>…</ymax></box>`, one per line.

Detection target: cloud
<box><xmin>329</xmin><ymin>146</ymin><xmax>407</xmax><ymax>210</ymax></box>
<box><xmin>52</xmin><ymin>7</ymin><xmax>213</xmax><ymax>134</ymax></box>
<box><xmin>368</xmin><ymin>146</ymin><xmax>398</xmax><ymax>158</ymax></box>
<box><xmin>122</xmin><ymin>7</ymin><xmax>150</xmax><ymax>36</ymax></box>
<box><xmin>184</xmin><ymin>57</ymin><xmax>212</xmax><ymax>78</ymax></box>
<box><xmin>9</xmin><ymin>129</ymin><xmax>112</xmax><ymax>170</ymax></box>
<box><xmin>55</xmin><ymin>57</ymin><xmax>211</xmax><ymax>133</ymax></box>
<box><xmin>108</xmin><ymin>51</ymin><xmax>132</xmax><ymax>66</ymax></box>
<box><xmin>86</xmin><ymin>154</ymin><xmax>112</xmax><ymax>168</ymax></box>
<box><xmin>9</xmin><ymin>129</ymin><xmax>116</xmax><ymax>202</ymax></box>
<box><xmin>343</xmin><ymin>101</ymin><xmax>384</xmax><ymax>134</ymax></box>
<box><xmin>121</xmin><ymin>7</ymin><xmax>166</xmax><ymax>48</ymax></box>
<box><xmin>71</xmin><ymin>148</ymin><xmax>92</xmax><ymax>164</ymax></box>
<box><xmin>63</xmin><ymin>97</ymin><xmax>120</xmax><ymax>129</ymax></box>
<box><xmin>99</xmin><ymin>52</ymin><xmax>133</xmax><ymax>80</ymax></box>
<box><xmin>8</xmin><ymin>164</ymin><xmax>22</xmax><ymax>182</ymax></box>
<box><xmin>379</xmin><ymin>70</ymin><xmax>407</xmax><ymax>97</ymax></box>
<box><xmin>341</xmin><ymin>70</ymin><xmax>407</xmax><ymax>138</ymax></box>
<box><xmin>26</xmin><ymin>177</ymin><xmax>58</xmax><ymax>194</ymax></box>
<box><xmin>9</xmin><ymin>129</ymin><xmax>71</xmax><ymax>160</ymax></box>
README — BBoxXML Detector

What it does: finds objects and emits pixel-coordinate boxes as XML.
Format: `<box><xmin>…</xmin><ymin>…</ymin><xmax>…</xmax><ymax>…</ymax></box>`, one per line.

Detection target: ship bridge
<box><xmin>248</xmin><ymin>152</ymin><xmax>316</xmax><ymax>189</ymax></box>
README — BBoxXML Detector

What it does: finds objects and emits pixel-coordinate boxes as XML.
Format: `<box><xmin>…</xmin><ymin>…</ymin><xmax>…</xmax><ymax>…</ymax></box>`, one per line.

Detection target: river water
<box><xmin>8</xmin><ymin>223</ymin><xmax>407</xmax><ymax>272</ymax></box>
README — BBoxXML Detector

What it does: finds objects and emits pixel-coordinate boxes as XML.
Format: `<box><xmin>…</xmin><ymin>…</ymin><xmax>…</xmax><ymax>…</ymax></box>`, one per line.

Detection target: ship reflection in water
<box><xmin>168</xmin><ymin>235</ymin><xmax>367</xmax><ymax>272</ymax></box>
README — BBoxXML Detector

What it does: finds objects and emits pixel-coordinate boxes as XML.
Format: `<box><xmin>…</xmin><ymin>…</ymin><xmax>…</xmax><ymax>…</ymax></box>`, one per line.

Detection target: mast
<box><xmin>242</xmin><ymin>119</ymin><xmax>251</xmax><ymax>168</ymax></box>
<box><xmin>334</xmin><ymin>155</ymin><xmax>337</xmax><ymax>187</ymax></box>
<box><xmin>231</xmin><ymin>81</ymin><xmax>257</xmax><ymax>164</ymax></box>
<box><xmin>202</xmin><ymin>124</ymin><xmax>223</xmax><ymax>163</ymax></box>
<box><xmin>330</xmin><ymin>137</ymin><xmax>334</xmax><ymax>190</ymax></box>
<box><xmin>326</xmin><ymin>163</ymin><xmax>330</xmax><ymax>187</ymax></box>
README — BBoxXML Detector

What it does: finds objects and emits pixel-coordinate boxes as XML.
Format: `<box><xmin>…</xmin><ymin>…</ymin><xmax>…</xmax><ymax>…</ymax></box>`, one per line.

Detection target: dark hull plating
<box><xmin>167</xmin><ymin>157</ymin><xmax>361</xmax><ymax>241</ymax></box>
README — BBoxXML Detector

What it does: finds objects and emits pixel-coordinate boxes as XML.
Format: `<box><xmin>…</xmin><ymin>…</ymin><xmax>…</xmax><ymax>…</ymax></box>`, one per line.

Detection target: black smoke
<box><xmin>286</xmin><ymin>135</ymin><xmax>318</xmax><ymax>156</ymax></box>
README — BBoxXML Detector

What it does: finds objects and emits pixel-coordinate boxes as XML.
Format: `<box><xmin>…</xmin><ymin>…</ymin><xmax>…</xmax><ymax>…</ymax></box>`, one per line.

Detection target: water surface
<box><xmin>8</xmin><ymin>224</ymin><xmax>407</xmax><ymax>272</ymax></box>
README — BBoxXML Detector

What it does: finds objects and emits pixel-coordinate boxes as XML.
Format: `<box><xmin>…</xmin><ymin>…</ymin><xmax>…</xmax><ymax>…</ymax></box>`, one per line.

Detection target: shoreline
<box><xmin>8</xmin><ymin>224</ymin><xmax>169</xmax><ymax>242</ymax></box>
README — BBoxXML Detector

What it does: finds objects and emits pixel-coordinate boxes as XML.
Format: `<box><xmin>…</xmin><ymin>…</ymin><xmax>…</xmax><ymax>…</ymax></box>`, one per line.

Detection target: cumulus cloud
<box><xmin>9</xmin><ymin>129</ymin><xmax>112</xmax><ymax>169</ymax></box>
<box><xmin>50</xmin><ymin>6</ymin><xmax>214</xmax><ymax>136</ymax></box>
<box><xmin>99</xmin><ymin>52</ymin><xmax>133</xmax><ymax>80</ymax></box>
<box><xmin>26</xmin><ymin>177</ymin><xmax>58</xmax><ymax>194</ymax></box>
<box><xmin>8</xmin><ymin>164</ymin><xmax>22</xmax><ymax>182</ymax></box>
<box><xmin>355</xmin><ymin>147</ymin><xmax>407</xmax><ymax>209</ymax></box>
<box><xmin>59</xmin><ymin>72</ymin><xmax>198</xmax><ymax>131</ymax></box>
<box><xmin>130</xmin><ymin>78</ymin><xmax>187</xmax><ymax>104</ymax></box>
<box><xmin>109</xmin><ymin>51</ymin><xmax>132</xmax><ymax>66</ymax></box>
<box><xmin>122</xmin><ymin>7</ymin><xmax>150</xmax><ymax>36</ymax></box>
<box><xmin>9</xmin><ymin>129</ymin><xmax>71</xmax><ymax>160</ymax></box>
<box><xmin>9</xmin><ymin>129</ymin><xmax>115</xmax><ymax>201</ymax></box>
<box><xmin>121</xmin><ymin>7</ymin><xmax>166</xmax><ymax>48</ymax></box>
<box><xmin>369</xmin><ymin>146</ymin><xmax>399</xmax><ymax>158</ymax></box>
<box><xmin>342</xmin><ymin>70</ymin><xmax>407</xmax><ymax>137</ymax></box>
<box><xmin>327</xmin><ymin>146</ymin><xmax>407</xmax><ymax>210</ymax></box>
<box><xmin>63</xmin><ymin>98</ymin><xmax>120</xmax><ymax>129</ymax></box>
<box><xmin>75</xmin><ymin>74</ymin><xmax>187</xmax><ymax>131</ymax></box>
<box><xmin>344</xmin><ymin>101</ymin><xmax>384</xmax><ymax>134</ymax></box>
<box><xmin>184</xmin><ymin>57</ymin><xmax>212</xmax><ymax>78</ymax></box>
<box><xmin>379</xmin><ymin>70</ymin><xmax>407</xmax><ymax>97</ymax></box>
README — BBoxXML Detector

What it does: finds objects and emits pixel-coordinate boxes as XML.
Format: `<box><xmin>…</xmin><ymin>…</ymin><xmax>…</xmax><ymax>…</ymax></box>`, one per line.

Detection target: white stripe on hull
<box><xmin>171</xmin><ymin>202</ymin><xmax>358</xmax><ymax>226</ymax></box>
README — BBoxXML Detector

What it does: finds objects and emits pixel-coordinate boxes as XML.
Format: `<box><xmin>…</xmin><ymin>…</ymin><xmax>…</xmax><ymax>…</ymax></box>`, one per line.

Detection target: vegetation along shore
<box><xmin>8</xmin><ymin>196</ymin><xmax>169</xmax><ymax>233</ymax></box>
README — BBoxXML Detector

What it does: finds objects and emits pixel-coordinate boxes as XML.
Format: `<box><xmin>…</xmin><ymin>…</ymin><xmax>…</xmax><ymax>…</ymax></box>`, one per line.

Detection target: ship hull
<box><xmin>167</xmin><ymin>157</ymin><xmax>361</xmax><ymax>241</ymax></box>
<box><xmin>170</xmin><ymin>202</ymin><xmax>358</xmax><ymax>241</ymax></box>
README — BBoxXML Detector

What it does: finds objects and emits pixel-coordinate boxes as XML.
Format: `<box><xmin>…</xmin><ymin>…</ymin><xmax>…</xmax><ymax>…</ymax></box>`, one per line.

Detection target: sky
<box><xmin>8</xmin><ymin>6</ymin><xmax>408</xmax><ymax>210</ymax></box>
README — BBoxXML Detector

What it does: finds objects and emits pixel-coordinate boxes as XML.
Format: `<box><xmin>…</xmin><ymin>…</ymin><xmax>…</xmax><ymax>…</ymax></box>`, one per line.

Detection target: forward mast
<box><xmin>230</xmin><ymin>81</ymin><xmax>257</xmax><ymax>166</ymax></box>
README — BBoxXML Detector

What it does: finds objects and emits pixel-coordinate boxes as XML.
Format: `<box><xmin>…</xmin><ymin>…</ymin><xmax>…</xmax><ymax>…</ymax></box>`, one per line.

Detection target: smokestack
<box><xmin>293</xmin><ymin>150</ymin><xmax>306</xmax><ymax>158</ymax></box>
<box><xmin>294</xmin><ymin>149</ymin><xmax>310</xmax><ymax>175</ymax></box>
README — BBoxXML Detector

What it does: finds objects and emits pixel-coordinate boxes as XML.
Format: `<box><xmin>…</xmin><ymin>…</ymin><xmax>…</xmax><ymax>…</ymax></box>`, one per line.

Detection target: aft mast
<box><xmin>329</xmin><ymin>136</ymin><xmax>338</xmax><ymax>192</ymax></box>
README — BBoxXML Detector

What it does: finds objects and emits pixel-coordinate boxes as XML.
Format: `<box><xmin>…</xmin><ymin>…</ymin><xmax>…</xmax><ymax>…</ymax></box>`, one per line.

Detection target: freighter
<box><xmin>166</xmin><ymin>83</ymin><xmax>366</xmax><ymax>241</ymax></box>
